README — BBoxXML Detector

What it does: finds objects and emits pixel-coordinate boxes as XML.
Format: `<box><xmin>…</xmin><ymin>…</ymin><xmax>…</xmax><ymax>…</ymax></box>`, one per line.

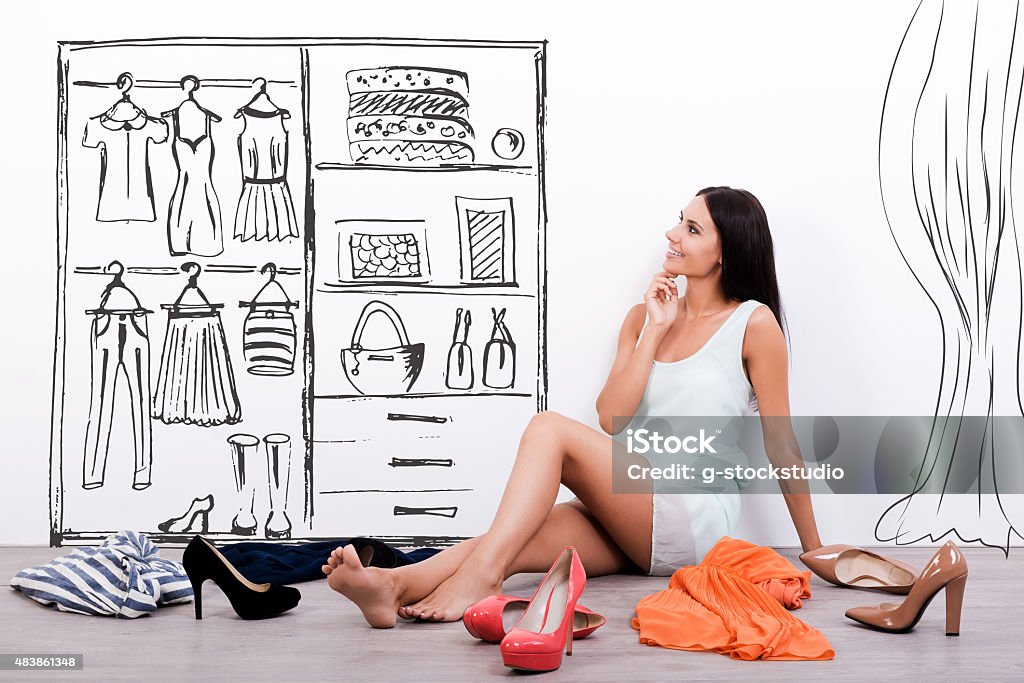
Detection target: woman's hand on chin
<box><xmin>644</xmin><ymin>271</ymin><xmax>679</xmax><ymax>327</ymax></box>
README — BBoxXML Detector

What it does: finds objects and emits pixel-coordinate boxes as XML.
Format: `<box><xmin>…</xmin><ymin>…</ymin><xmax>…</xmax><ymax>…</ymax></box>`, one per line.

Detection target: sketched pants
<box><xmin>83</xmin><ymin>313</ymin><xmax>153</xmax><ymax>490</ymax></box>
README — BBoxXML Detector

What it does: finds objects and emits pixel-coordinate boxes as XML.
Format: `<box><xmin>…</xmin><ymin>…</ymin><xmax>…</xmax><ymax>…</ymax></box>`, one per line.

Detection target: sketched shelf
<box><xmin>75</xmin><ymin>264</ymin><xmax>304</xmax><ymax>276</ymax></box>
<box><xmin>74</xmin><ymin>78</ymin><xmax>299</xmax><ymax>89</ymax></box>
<box><xmin>58</xmin><ymin>531</ymin><xmax>469</xmax><ymax>547</ymax></box>
<box><xmin>317</xmin><ymin>282</ymin><xmax>534</xmax><ymax>296</ymax></box>
<box><xmin>314</xmin><ymin>391</ymin><xmax>534</xmax><ymax>400</ymax></box>
<box><xmin>58</xmin><ymin>530</ymin><xmax>311</xmax><ymax>546</ymax></box>
<box><xmin>315</xmin><ymin>162</ymin><xmax>535</xmax><ymax>175</ymax></box>
<box><xmin>320</xmin><ymin>488</ymin><xmax>476</xmax><ymax>494</ymax></box>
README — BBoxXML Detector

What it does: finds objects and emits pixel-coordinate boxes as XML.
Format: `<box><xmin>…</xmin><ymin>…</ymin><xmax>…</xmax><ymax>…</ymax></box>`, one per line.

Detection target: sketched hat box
<box><xmin>340</xmin><ymin>300</ymin><xmax>424</xmax><ymax>395</ymax></box>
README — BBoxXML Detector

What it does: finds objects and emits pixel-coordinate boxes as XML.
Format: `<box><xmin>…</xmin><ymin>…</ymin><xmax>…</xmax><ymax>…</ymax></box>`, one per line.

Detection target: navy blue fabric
<box><xmin>218</xmin><ymin>539</ymin><xmax>440</xmax><ymax>585</ymax></box>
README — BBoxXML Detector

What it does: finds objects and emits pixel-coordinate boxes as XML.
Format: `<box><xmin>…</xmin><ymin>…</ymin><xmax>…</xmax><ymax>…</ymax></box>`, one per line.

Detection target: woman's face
<box><xmin>663</xmin><ymin>195</ymin><xmax>722</xmax><ymax>277</ymax></box>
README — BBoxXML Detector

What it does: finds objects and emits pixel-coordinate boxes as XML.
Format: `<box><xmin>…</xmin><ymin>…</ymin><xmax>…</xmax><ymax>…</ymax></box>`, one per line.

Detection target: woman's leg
<box><xmin>324</xmin><ymin>535</ymin><xmax>483</xmax><ymax>604</ymax></box>
<box><xmin>507</xmin><ymin>499</ymin><xmax>636</xmax><ymax>575</ymax></box>
<box><xmin>325</xmin><ymin>410</ymin><xmax>653</xmax><ymax>625</ymax></box>
<box><xmin>401</xmin><ymin>410</ymin><xmax>653</xmax><ymax>620</ymax></box>
<box><xmin>325</xmin><ymin>499</ymin><xmax>635</xmax><ymax>627</ymax></box>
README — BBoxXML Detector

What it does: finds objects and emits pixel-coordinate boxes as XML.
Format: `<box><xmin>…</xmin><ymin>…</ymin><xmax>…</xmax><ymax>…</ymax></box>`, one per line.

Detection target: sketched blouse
<box><xmin>83</xmin><ymin>112</ymin><xmax>168</xmax><ymax>222</ymax></box>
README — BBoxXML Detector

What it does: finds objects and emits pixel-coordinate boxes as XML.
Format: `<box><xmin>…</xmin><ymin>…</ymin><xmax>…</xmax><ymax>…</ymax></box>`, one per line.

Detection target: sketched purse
<box><xmin>482</xmin><ymin>307</ymin><xmax>516</xmax><ymax>389</ymax></box>
<box><xmin>340</xmin><ymin>301</ymin><xmax>424</xmax><ymax>395</ymax></box>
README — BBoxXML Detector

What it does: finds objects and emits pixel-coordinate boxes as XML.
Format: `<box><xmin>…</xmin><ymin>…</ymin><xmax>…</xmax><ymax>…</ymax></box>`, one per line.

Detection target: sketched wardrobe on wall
<box><xmin>53</xmin><ymin>38</ymin><xmax>548</xmax><ymax>546</ymax></box>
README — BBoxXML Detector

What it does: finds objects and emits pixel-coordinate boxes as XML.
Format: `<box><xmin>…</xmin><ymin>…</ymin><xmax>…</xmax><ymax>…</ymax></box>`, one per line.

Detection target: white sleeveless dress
<box><xmin>635</xmin><ymin>298</ymin><xmax>766</xmax><ymax>575</ymax></box>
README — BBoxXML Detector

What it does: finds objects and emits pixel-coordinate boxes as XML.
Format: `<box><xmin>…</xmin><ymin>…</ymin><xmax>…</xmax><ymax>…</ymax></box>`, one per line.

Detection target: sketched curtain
<box><xmin>876</xmin><ymin>0</ymin><xmax>1024</xmax><ymax>550</ymax></box>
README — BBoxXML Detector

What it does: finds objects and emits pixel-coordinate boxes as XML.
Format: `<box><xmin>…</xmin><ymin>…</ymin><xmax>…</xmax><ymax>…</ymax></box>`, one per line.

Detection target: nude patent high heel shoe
<box><xmin>463</xmin><ymin>594</ymin><xmax>605</xmax><ymax>643</ymax></box>
<box><xmin>800</xmin><ymin>544</ymin><xmax>917</xmax><ymax>594</ymax></box>
<box><xmin>844</xmin><ymin>540</ymin><xmax>968</xmax><ymax>635</ymax></box>
<box><xmin>499</xmin><ymin>546</ymin><xmax>587</xmax><ymax>672</ymax></box>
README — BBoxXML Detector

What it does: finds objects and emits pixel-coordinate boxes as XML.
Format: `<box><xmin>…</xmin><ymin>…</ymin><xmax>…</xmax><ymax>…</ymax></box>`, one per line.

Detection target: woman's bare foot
<box><xmin>321</xmin><ymin>546</ymin><xmax>343</xmax><ymax>575</ymax></box>
<box><xmin>326</xmin><ymin>544</ymin><xmax>401</xmax><ymax>628</ymax></box>
<box><xmin>398</xmin><ymin>565</ymin><xmax>503</xmax><ymax>622</ymax></box>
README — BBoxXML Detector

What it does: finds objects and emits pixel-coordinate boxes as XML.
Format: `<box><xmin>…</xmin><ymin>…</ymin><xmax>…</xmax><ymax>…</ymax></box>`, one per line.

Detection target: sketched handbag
<box><xmin>340</xmin><ymin>301</ymin><xmax>424</xmax><ymax>395</ymax></box>
<box><xmin>482</xmin><ymin>307</ymin><xmax>516</xmax><ymax>389</ymax></box>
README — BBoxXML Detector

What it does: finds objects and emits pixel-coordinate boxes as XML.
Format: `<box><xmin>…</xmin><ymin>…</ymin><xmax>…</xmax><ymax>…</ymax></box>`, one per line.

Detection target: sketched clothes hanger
<box><xmin>98</xmin><ymin>73</ymin><xmax>156</xmax><ymax>127</ymax></box>
<box><xmin>85</xmin><ymin>260</ymin><xmax>152</xmax><ymax>316</ymax></box>
<box><xmin>235</xmin><ymin>77</ymin><xmax>290</xmax><ymax>119</ymax></box>
<box><xmin>167</xmin><ymin>261</ymin><xmax>221</xmax><ymax>310</ymax></box>
<box><xmin>161</xmin><ymin>75</ymin><xmax>223</xmax><ymax>128</ymax></box>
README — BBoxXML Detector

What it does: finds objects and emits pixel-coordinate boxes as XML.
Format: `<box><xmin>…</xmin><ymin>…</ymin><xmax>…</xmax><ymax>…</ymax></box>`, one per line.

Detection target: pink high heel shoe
<box><xmin>499</xmin><ymin>546</ymin><xmax>587</xmax><ymax>672</ymax></box>
<box><xmin>464</xmin><ymin>594</ymin><xmax>605</xmax><ymax>643</ymax></box>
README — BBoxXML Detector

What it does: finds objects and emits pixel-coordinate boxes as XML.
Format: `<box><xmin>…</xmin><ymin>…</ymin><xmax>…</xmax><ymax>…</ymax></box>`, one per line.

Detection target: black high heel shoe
<box><xmin>183</xmin><ymin>535</ymin><xmax>301</xmax><ymax>620</ymax></box>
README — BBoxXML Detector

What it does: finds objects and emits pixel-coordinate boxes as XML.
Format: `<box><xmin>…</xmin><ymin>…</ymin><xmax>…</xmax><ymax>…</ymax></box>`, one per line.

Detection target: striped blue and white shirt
<box><xmin>10</xmin><ymin>530</ymin><xmax>192</xmax><ymax>618</ymax></box>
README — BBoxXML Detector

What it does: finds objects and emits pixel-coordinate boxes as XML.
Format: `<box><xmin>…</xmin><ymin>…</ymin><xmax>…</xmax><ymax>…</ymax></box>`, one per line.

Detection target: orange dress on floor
<box><xmin>632</xmin><ymin>536</ymin><xmax>834</xmax><ymax>661</ymax></box>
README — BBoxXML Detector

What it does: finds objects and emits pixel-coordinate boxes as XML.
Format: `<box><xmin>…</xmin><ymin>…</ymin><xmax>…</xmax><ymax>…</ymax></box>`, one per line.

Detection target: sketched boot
<box><xmin>228</xmin><ymin>434</ymin><xmax>259</xmax><ymax>535</ymax></box>
<box><xmin>264</xmin><ymin>433</ymin><xmax>292</xmax><ymax>539</ymax></box>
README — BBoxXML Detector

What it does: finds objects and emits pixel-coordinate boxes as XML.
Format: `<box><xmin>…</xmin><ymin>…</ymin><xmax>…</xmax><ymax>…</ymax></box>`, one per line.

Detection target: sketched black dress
<box><xmin>167</xmin><ymin>108</ymin><xmax>223</xmax><ymax>256</ymax></box>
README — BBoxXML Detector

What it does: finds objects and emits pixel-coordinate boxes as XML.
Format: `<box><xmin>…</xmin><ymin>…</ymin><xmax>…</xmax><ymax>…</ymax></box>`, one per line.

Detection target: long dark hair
<box><xmin>696</xmin><ymin>186</ymin><xmax>787</xmax><ymax>339</ymax></box>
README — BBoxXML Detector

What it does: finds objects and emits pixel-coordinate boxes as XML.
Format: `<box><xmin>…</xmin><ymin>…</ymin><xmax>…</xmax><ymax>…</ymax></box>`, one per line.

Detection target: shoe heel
<box><xmin>191</xmin><ymin>579</ymin><xmax>204</xmax><ymax>620</ymax></box>
<box><xmin>565</xmin><ymin>630</ymin><xmax>573</xmax><ymax>657</ymax></box>
<box><xmin>184</xmin><ymin>510</ymin><xmax>209</xmax><ymax>534</ymax></box>
<box><xmin>945</xmin><ymin>573</ymin><xmax>967</xmax><ymax>636</ymax></box>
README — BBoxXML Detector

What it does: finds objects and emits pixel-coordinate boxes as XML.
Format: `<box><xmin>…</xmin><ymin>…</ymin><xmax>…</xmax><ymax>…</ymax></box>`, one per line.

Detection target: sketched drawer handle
<box><xmin>394</xmin><ymin>506</ymin><xmax>458</xmax><ymax>518</ymax></box>
<box><xmin>389</xmin><ymin>458</ymin><xmax>453</xmax><ymax>468</ymax></box>
<box><xmin>387</xmin><ymin>412</ymin><xmax>450</xmax><ymax>424</ymax></box>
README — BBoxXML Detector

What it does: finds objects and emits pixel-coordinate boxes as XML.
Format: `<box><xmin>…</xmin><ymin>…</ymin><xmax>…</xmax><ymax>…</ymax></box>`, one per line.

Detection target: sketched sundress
<box><xmin>234</xmin><ymin>106</ymin><xmax>299</xmax><ymax>242</ymax></box>
<box><xmin>167</xmin><ymin>109</ymin><xmax>223</xmax><ymax>257</ymax></box>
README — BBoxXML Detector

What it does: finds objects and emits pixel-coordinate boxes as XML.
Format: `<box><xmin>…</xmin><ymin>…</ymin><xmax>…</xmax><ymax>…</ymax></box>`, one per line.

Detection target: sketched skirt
<box><xmin>152</xmin><ymin>306</ymin><xmax>242</xmax><ymax>426</ymax></box>
<box><xmin>234</xmin><ymin>179</ymin><xmax>299</xmax><ymax>242</ymax></box>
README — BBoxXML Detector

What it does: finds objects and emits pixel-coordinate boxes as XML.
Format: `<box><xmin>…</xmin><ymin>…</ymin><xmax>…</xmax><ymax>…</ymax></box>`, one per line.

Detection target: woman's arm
<box><xmin>596</xmin><ymin>272</ymin><xmax>680</xmax><ymax>434</ymax></box>
<box><xmin>596</xmin><ymin>304</ymin><xmax>669</xmax><ymax>434</ymax></box>
<box><xmin>745</xmin><ymin>306</ymin><xmax>823</xmax><ymax>552</ymax></box>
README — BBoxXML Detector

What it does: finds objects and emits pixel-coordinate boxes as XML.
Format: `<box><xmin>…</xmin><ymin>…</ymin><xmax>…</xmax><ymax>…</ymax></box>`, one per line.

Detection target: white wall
<box><xmin>2</xmin><ymin>0</ymin><xmax>1018</xmax><ymax>548</ymax></box>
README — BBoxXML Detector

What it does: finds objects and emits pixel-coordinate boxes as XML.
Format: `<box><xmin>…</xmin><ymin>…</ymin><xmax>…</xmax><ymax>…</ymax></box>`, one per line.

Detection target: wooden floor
<box><xmin>1</xmin><ymin>545</ymin><xmax>1021</xmax><ymax>681</ymax></box>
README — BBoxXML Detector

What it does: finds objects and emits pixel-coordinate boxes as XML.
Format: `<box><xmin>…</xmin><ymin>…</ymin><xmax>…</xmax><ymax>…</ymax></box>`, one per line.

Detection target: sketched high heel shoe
<box><xmin>464</xmin><ymin>594</ymin><xmax>605</xmax><ymax>643</ymax></box>
<box><xmin>499</xmin><ymin>546</ymin><xmax>586</xmax><ymax>672</ymax></box>
<box><xmin>845</xmin><ymin>540</ymin><xmax>968</xmax><ymax>635</ymax></box>
<box><xmin>158</xmin><ymin>494</ymin><xmax>214</xmax><ymax>534</ymax></box>
<box><xmin>800</xmin><ymin>544</ymin><xmax>917</xmax><ymax>594</ymax></box>
<box><xmin>183</xmin><ymin>535</ymin><xmax>301</xmax><ymax>620</ymax></box>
